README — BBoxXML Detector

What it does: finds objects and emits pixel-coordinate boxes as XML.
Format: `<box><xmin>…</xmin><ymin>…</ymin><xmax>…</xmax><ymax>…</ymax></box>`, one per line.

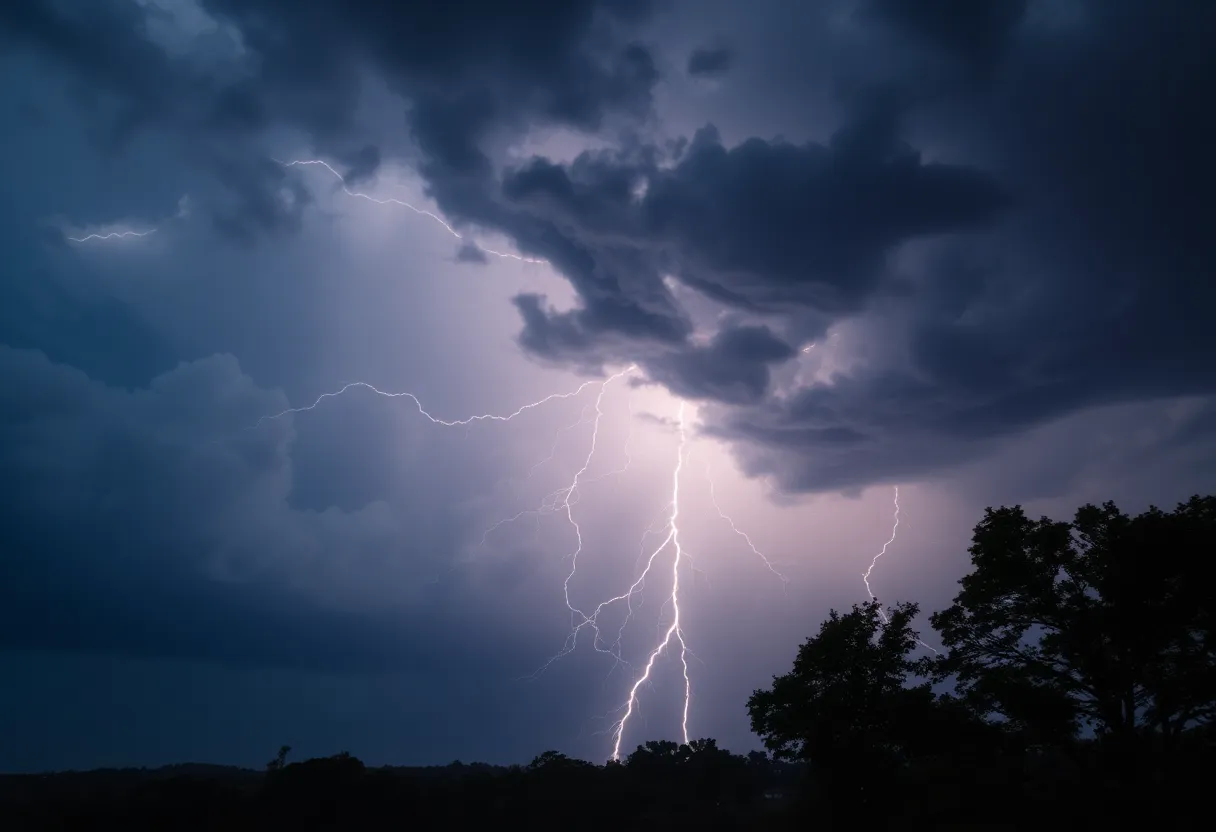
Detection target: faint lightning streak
<box><xmin>478</xmin><ymin>371</ymin><xmax>634</xmax><ymax>557</ymax></box>
<box><xmin>251</xmin><ymin>377</ymin><xmax>608</xmax><ymax>431</ymax></box>
<box><xmin>705</xmin><ymin>460</ymin><xmax>788</xmax><ymax>589</ymax></box>
<box><xmin>610</xmin><ymin>401</ymin><xmax>691</xmax><ymax>760</ymax></box>
<box><xmin>526</xmin><ymin>405</ymin><xmax>594</xmax><ymax>480</ymax></box>
<box><xmin>68</xmin><ymin>229</ymin><xmax>157</xmax><ymax>243</ymax></box>
<box><xmin>66</xmin><ymin>195</ymin><xmax>188</xmax><ymax>244</ymax></box>
<box><xmin>862</xmin><ymin>486</ymin><xmax>939</xmax><ymax>654</ymax></box>
<box><xmin>525</xmin><ymin>367</ymin><xmax>639</xmax><ymax>675</ymax></box>
<box><xmin>279</xmin><ymin>159</ymin><xmax>547</xmax><ymax>264</ymax></box>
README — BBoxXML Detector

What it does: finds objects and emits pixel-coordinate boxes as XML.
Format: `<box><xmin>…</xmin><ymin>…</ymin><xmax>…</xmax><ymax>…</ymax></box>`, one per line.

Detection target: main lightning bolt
<box><xmin>863</xmin><ymin>486</ymin><xmax>939</xmax><ymax>654</ymax></box>
<box><xmin>255</xmin><ymin>368</ymin><xmax>781</xmax><ymax>757</ymax></box>
<box><xmin>608</xmin><ymin>402</ymin><xmax>692</xmax><ymax>760</ymax></box>
<box><xmin>278</xmin><ymin>159</ymin><xmax>547</xmax><ymax>264</ymax></box>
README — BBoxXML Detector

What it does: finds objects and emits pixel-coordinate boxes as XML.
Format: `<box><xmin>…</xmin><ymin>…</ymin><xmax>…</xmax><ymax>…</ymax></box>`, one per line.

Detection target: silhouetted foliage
<box><xmin>745</xmin><ymin>495</ymin><xmax>1215</xmax><ymax>828</ymax></box>
<box><xmin>264</xmin><ymin>745</ymin><xmax>290</xmax><ymax>773</ymax></box>
<box><xmin>4</xmin><ymin>496</ymin><xmax>1211</xmax><ymax>830</ymax></box>
<box><xmin>747</xmin><ymin>600</ymin><xmax>994</xmax><ymax>821</ymax></box>
<box><xmin>0</xmin><ymin>745</ymin><xmax>790</xmax><ymax>831</ymax></box>
<box><xmin>932</xmin><ymin>496</ymin><xmax>1215</xmax><ymax>750</ymax></box>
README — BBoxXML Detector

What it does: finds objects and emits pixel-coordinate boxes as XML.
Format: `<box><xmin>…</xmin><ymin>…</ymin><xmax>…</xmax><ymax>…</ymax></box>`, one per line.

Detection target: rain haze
<box><xmin>1</xmin><ymin>0</ymin><xmax>1213</xmax><ymax>772</ymax></box>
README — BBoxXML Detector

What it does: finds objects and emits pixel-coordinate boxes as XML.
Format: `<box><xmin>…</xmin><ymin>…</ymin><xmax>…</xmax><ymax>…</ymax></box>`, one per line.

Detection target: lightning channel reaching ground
<box><xmin>251</xmin><ymin>364</ymin><xmax>784</xmax><ymax>759</ymax></box>
<box><xmin>861</xmin><ymin>486</ymin><xmax>901</xmax><ymax>616</ymax></box>
<box><xmin>862</xmin><ymin>486</ymin><xmax>939</xmax><ymax>654</ymax></box>
<box><xmin>278</xmin><ymin>159</ymin><xmax>547</xmax><ymax>264</ymax></box>
<box><xmin>603</xmin><ymin>402</ymin><xmax>693</xmax><ymax>760</ymax></box>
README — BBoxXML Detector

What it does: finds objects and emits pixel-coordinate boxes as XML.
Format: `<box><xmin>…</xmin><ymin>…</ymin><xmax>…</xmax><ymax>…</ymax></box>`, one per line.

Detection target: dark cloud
<box><xmin>209</xmin><ymin>154</ymin><xmax>314</xmax><ymax>245</ymax></box>
<box><xmin>381</xmin><ymin>0</ymin><xmax>1211</xmax><ymax>494</ymax></box>
<box><xmin>455</xmin><ymin>242</ymin><xmax>489</xmax><ymax>265</ymax></box>
<box><xmin>862</xmin><ymin>0</ymin><xmax>1028</xmax><ymax>72</ymax></box>
<box><xmin>696</xmin><ymin>0</ymin><xmax>1216</xmax><ymax>491</ymax></box>
<box><xmin>0</xmin><ymin>0</ymin><xmax>660</xmax><ymax>243</ymax></box>
<box><xmin>5</xmin><ymin>0</ymin><xmax>1214</xmax><ymax>498</ymax></box>
<box><xmin>643</xmin><ymin>114</ymin><xmax>1006</xmax><ymax>309</ymax></box>
<box><xmin>341</xmin><ymin>144</ymin><xmax>382</xmax><ymax>187</ymax></box>
<box><xmin>0</xmin><ymin>266</ymin><xmax>178</xmax><ymax>389</ymax></box>
<box><xmin>648</xmin><ymin>324</ymin><xmax>795</xmax><ymax>405</ymax></box>
<box><xmin>476</xmin><ymin>101</ymin><xmax>1004</xmax><ymax>402</ymax></box>
<box><xmin>494</xmin><ymin>98</ymin><xmax>1006</xmax><ymax>308</ymax></box>
<box><xmin>0</xmin><ymin>346</ymin><xmax>532</xmax><ymax>675</ymax></box>
<box><xmin>687</xmin><ymin>46</ymin><xmax>733</xmax><ymax>77</ymax></box>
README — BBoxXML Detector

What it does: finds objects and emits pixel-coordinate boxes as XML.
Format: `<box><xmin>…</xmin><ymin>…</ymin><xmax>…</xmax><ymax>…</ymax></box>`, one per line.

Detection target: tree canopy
<box><xmin>931</xmin><ymin>495</ymin><xmax>1215</xmax><ymax>747</ymax></box>
<box><xmin>750</xmin><ymin>494</ymin><xmax>1215</xmax><ymax>824</ymax></box>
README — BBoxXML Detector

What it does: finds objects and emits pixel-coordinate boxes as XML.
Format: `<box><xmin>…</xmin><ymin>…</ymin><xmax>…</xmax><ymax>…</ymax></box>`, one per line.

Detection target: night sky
<box><xmin>1</xmin><ymin>0</ymin><xmax>1214</xmax><ymax>772</ymax></box>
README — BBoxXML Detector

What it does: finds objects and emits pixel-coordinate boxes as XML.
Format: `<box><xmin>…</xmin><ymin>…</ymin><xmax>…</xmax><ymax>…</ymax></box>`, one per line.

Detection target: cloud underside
<box><xmin>2</xmin><ymin>0</ymin><xmax>1214</xmax><ymax>494</ymax></box>
<box><xmin>0</xmin><ymin>345</ymin><xmax>543</xmax><ymax>673</ymax></box>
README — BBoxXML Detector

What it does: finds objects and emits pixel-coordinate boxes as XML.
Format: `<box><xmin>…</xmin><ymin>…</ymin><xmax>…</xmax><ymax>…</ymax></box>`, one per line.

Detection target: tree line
<box><xmin>748</xmin><ymin>494</ymin><xmax>1214</xmax><ymax>827</ymax></box>
<box><xmin>3</xmin><ymin>495</ymin><xmax>1211</xmax><ymax>829</ymax></box>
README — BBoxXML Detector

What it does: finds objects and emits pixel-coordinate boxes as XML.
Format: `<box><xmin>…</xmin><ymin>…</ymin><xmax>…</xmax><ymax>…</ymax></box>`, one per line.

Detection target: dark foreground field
<box><xmin>1</xmin><ymin>733</ymin><xmax>1210</xmax><ymax>831</ymax></box>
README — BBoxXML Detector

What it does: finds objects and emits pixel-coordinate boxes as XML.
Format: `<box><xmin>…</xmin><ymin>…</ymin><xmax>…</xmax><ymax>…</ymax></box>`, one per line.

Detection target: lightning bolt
<box><xmin>705</xmin><ymin>461</ymin><xmax>788</xmax><ymax>589</ymax></box>
<box><xmin>66</xmin><ymin>196</ymin><xmax>188</xmax><ymax>244</ymax></box>
<box><xmin>862</xmin><ymin>486</ymin><xmax>900</xmax><ymax>614</ymax></box>
<box><xmin>278</xmin><ymin>159</ymin><xmax>548</xmax><ymax>264</ymax></box>
<box><xmin>512</xmin><ymin>367</ymin><xmax>647</xmax><ymax>677</ymax></box>
<box><xmin>862</xmin><ymin>486</ymin><xmax>939</xmax><ymax>654</ymax></box>
<box><xmin>254</xmin><ymin>368</ymin><xmax>785</xmax><ymax>758</ymax></box>
<box><xmin>608</xmin><ymin>402</ymin><xmax>692</xmax><ymax>760</ymax></box>
<box><xmin>475</xmin><ymin>392</ymin><xmax>631</xmax><ymax>554</ymax></box>
<box><xmin>214</xmin><ymin>131</ymin><xmax>787</xmax><ymax>750</ymax></box>
<box><xmin>67</xmin><ymin>229</ymin><xmax>157</xmax><ymax>243</ymax></box>
<box><xmin>251</xmin><ymin>376</ymin><xmax>612</xmax><ymax>431</ymax></box>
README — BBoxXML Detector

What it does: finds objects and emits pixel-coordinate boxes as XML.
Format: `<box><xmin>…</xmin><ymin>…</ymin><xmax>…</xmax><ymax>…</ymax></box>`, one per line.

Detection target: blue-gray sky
<box><xmin>1</xmin><ymin>0</ymin><xmax>1214</xmax><ymax>772</ymax></box>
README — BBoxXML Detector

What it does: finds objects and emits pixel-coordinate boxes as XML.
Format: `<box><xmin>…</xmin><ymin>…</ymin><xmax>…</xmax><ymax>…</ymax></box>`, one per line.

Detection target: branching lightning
<box><xmin>705</xmin><ymin>461</ymin><xmax>788</xmax><ymax>589</ymax></box>
<box><xmin>278</xmin><ymin>159</ymin><xmax>548</xmax><ymax>264</ymax></box>
<box><xmin>252</xmin><ymin>377</ymin><xmax>606</xmax><ymax>430</ymax></box>
<box><xmin>863</xmin><ymin>486</ymin><xmax>939</xmax><ymax>654</ymax></box>
<box><xmin>253</xmin><ymin>361</ymin><xmax>787</xmax><ymax>759</ymax></box>
<box><xmin>608</xmin><ymin>402</ymin><xmax>692</xmax><ymax>759</ymax></box>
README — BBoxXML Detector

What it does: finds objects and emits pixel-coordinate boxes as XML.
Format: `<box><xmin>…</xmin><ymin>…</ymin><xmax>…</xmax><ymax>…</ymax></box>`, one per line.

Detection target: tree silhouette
<box><xmin>747</xmin><ymin>600</ymin><xmax>941</xmax><ymax>810</ymax></box>
<box><xmin>931</xmin><ymin>496</ymin><xmax>1215</xmax><ymax>751</ymax></box>
<box><xmin>265</xmin><ymin>745</ymin><xmax>291</xmax><ymax>773</ymax></box>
